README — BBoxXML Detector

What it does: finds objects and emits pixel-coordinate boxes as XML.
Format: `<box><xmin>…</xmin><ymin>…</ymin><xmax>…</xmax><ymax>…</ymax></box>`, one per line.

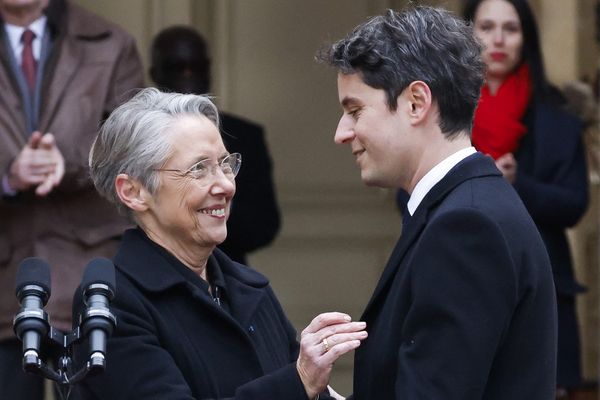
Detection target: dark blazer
<box><xmin>218</xmin><ymin>113</ymin><xmax>280</xmax><ymax>264</ymax></box>
<box><xmin>0</xmin><ymin>0</ymin><xmax>142</xmax><ymax>338</ymax></box>
<box><xmin>514</xmin><ymin>102</ymin><xmax>588</xmax><ymax>386</ymax></box>
<box><xmin>77</xmin><ymin>229</ymin><xmax>313</xmax><ymax>400</ymax></box>
<box><xmin>351</xmin><ymin>154</ymin><xmax>557</xmax><ymax>399</ymax></box>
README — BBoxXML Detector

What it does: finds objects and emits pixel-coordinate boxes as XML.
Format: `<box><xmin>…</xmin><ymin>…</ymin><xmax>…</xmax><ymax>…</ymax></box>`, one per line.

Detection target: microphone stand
<box><xmin>13</xmin><ymin>258</ymin><xmax>116</xmax><ymax>400</ymax></box>
<box><xmin>18</xmin><ymin>319</ymin><xmax>115</xmax><ymax>400</ymax></box>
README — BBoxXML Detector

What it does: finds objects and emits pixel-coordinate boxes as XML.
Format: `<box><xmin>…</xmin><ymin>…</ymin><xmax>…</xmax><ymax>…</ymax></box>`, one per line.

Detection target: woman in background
<box><xmin>464</xmin><ymin>0</ymin><xmax>589</xmax><ymax>397</ymax></box>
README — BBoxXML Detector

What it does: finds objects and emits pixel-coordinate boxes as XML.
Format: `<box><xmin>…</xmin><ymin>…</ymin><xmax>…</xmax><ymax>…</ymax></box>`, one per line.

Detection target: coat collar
<box><xmin>362</xmin><ymin>153</ymin><xmax>501</xmax><ymax>318</ymax></box>
<box><xmin>114</xmin><ymin>229</ymin><xmax>270</xmax><ymax>328</ymax></box>
<box><xmin>114</xmin><ymin>228</ymin><xmax>269</xmax><ymax>292</ymax></box>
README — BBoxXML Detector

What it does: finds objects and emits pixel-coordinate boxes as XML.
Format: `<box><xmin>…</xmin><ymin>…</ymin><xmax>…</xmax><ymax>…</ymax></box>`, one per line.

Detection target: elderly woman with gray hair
<box><xmin>77</xmin><ymin>88</ymin><xmax>366</xmax><ymax>400</ymax></box>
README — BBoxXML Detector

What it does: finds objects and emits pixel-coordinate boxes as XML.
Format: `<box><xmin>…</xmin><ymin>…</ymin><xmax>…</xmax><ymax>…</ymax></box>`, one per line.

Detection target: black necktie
<box><xmin>402</xmin><ymin>205</ymin><xmax>412</xmax><ymax>233</ymax></box>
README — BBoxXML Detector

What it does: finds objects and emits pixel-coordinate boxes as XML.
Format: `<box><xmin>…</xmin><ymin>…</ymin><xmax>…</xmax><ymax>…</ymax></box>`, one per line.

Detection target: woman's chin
<box><xmin>212</xmin><ymin>230</ymin><xmax>228</xmax><ymax>246</ymax></box>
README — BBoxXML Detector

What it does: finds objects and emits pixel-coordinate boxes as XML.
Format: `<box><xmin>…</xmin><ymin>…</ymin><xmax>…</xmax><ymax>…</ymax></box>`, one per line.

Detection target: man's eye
<box><xmin>349</xmin><ymin>109</ymin><xmax>361</xmax><ymax>118</ymax></box>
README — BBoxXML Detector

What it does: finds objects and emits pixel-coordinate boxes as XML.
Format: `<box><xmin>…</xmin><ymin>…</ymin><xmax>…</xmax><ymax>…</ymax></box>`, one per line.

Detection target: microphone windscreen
<box><xmin>81</xmin><ymin>258</ymin><xmax>116</xmax><ymax>295</ymax></box>
<box><xmin>15</xmin><ymin>257</ymin><xmax>51</xmax><ymax>297</ymax></box>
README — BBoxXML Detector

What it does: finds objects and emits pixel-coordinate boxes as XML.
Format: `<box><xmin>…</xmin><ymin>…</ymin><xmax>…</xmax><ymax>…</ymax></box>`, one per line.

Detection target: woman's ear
<box><xmin>115</xmin><ymin>174</ymin><xmax>150</xmax><ymax>212</ymax></box>
<box><xmin>405</xmin><ymin>80</ymin><xmax>432</xmax><ymax>124</ymax></box>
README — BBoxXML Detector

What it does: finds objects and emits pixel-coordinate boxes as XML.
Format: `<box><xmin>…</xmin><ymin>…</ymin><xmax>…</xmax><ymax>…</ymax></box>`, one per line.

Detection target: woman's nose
<box><xmin>493</xmin><ymin>28</ymin><xmax>504</xmax><ymax>45</ymax></box>
<box><xmin>210</xmin><ymin>169</ymin><xmax>236</xmax><ymax>196</ymax></box>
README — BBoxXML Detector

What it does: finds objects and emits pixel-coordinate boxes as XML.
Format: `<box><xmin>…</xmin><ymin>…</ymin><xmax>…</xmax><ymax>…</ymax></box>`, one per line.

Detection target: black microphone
<box><xmin>79</xmin><ymin>258</ymin><xmax>116</xmax><ymax>371</ymax></box>
<box><xmin>13</xmin><ymin>257</ymin><xmax>51</xmax><ymax>370</ymax></box>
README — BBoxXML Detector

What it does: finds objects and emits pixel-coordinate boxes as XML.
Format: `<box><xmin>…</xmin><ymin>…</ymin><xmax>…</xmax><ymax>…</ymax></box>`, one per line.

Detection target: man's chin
<box><xmin>361</xmin><ymin>171</ymin><xmax>393</xmax><ymax>189</ymax></box>
<box><xmin>360</xmin><ymin>171</ymin><xmax>378</xmax><ymax>187</ymax></box>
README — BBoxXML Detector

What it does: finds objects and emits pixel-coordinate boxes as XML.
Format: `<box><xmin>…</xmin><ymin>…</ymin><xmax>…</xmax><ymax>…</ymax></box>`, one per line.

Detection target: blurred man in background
<box><xmin>0</xmin><ymin>0</ymin><xmax>143</xmax><ymax>397</ymax></box>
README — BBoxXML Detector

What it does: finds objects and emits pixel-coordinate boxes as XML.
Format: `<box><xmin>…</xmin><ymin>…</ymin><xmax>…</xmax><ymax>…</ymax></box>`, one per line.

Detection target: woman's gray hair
<box><xmin>89</xmin><ymin>87</ymin><xmax>220</xmax><ymax>216</ymax></box>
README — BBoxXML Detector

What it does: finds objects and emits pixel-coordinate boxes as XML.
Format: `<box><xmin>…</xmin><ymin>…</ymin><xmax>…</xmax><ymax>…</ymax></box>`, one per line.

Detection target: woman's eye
<box><xmin>504</xmin><ymin>24</ymin><xmax>521</xmax><ymax>33</ymax></box>
<box><xmin>476</xmin><ymin>22</ymin><xmax>493</xmax><ymax>32</ymax></box>
<box><xmin>190</xmin><ymin>163</ymin><xmax>208</xmax><ymax>175</ymax></box>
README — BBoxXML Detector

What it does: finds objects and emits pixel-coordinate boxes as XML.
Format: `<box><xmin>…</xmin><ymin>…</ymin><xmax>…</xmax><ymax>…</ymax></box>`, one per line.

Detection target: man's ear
<box><xmin>115</xmin><ymin>173</ymin><xmax>151</xmax><ymax>212</ymax></box>
<box><xmin>405</xmin><ymin>80</ymin><xmax>432</xmax><ymax>124</ymax></box>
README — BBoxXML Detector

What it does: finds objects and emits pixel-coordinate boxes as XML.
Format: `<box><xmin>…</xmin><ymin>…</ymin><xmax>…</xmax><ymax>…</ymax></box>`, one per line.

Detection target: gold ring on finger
<box><xmin>322</xmin><ymin>337</ymin><xmax>330</xmax><ymax>353</ymax></box>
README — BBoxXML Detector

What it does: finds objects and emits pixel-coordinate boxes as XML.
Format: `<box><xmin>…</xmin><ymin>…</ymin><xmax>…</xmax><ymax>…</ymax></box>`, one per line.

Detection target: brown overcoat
<box><xmin>0</xmin><ymin>1</ymin><xmax>143</xmax><ymax>339</ymax></box>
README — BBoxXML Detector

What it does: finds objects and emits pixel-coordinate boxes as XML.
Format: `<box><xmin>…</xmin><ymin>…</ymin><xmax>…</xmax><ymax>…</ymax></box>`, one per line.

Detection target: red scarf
<box><xmin>472</xmin><ymin>63</ymin><xmax>531</xmax><ymax>159</ymax></box>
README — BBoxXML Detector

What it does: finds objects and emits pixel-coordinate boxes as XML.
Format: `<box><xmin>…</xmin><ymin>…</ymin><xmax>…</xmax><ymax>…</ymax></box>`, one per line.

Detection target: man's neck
<box><xmin>407</xmin><ymin>133</ymin><xmax>472</xmax><ymax>194</ymax></box>
<box><xmin>0</xmin><ymin>3</ymin><xmax>45</xmax><ymax>27</ymax></box>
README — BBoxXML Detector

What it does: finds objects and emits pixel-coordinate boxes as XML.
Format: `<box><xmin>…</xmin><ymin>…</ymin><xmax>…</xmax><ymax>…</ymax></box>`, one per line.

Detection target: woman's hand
<box><xmin>495</xmin><ymin>152</ymin><xmax>517</xmax><ymax>184</ymax></box>
<box><xmin>296</xmin><ymin>312</ymin><xmax>367</xmax><ymax>399</ymax></box>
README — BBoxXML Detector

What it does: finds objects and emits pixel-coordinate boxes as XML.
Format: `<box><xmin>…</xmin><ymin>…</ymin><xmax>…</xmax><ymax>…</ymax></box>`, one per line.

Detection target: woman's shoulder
<box><xmin>531</xmin><ymin>84</ymin><xmax>584</xmax><ymax>125</ymax></box>
<box><xmin>528</xmin><ymin>96</ymin><xmax>583</xmax><ymax>137</ymax></box>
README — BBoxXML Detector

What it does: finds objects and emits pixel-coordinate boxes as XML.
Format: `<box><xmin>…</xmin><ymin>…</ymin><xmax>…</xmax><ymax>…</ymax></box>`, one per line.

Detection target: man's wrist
<box><xmin>2</xmin><ymin>173</ymin><xmax>18</xmax><ymax>196</ymax></box>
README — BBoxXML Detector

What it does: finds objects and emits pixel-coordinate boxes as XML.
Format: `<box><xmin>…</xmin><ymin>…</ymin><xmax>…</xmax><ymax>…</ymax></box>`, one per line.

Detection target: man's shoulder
<box><xmin>65</xmin><ymin>3</ymin><xmax>135</xmax><ymax>43</ymax></box>
<box><xmin>431</xmin><ymin>157</ymin><xmax>533</xmax><ymax>231</ymax></box>
<box><xmin>220</xmin><ymin>112</ymin><xmax>264</xmax><ymax>135</ymax></box>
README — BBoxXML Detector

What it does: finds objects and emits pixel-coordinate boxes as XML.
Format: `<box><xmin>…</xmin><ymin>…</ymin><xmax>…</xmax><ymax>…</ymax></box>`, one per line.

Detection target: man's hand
<box><xmin>296</xmin><ymin>312</ymin><xmax>367</xmax><ymax>399</ymax></box>
<box><xmin>8</xmin><ymin>131</ymin><xmax>65</xmax><ymax>196</ymax></box>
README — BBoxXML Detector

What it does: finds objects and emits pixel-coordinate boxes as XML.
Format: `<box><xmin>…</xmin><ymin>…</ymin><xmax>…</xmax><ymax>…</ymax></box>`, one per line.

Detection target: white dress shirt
<box><xmin>4</xmin><ymin>16</ymin><xmax>47</xmax><ymax>64</ymax></box>
<box><xmin>406</xmin><ymin>146</ymin><xmax>477</xmax><ymax>216</ymax></box>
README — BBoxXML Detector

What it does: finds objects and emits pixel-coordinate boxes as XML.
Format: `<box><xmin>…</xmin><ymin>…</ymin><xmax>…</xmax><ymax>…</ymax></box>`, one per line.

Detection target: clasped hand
<box><xmin>8</xmin><ymin>131</ymin><xmax>65</xmax><ymax>196</ymax></box>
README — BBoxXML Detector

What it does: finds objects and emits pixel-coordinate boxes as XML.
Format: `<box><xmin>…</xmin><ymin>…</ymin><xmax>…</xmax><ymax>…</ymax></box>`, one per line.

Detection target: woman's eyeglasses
<box><xmin>154</xmin><ymin>153</ymin><xmax>242</xmax><ymax>185</ymax></box>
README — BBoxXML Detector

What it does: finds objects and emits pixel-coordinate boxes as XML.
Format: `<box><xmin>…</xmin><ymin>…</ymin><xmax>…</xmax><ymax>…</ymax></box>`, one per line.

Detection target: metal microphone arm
<box><xmin>13</xmin><ymin>257</ymin><xmax>118</xmax><ymax>400</ymax></box>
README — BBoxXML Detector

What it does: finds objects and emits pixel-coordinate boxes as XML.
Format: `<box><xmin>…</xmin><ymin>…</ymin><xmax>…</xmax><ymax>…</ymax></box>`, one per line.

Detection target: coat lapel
<box><xmin>0</xmin><ymin>35</ymin><xmax>28</xmax><ymax>143</ymax></box>
<box><xmin>361</xmin><ymin>202</ymin><xmax>427</xmax><ymax>319</ymax></box>
<box><xmin>38</xmin><ymin>33</ymin><xmax>82</xmax><ymax>131</ymax></box>
<box><xmin>361</xmin><ymin>153</ymin><xmax>501</xmax><ymax>319</ymax></box>
<box><xmin>214</xmin><ymin>249</ymin><xmax>269</xmax><ymax>329</ymax></box>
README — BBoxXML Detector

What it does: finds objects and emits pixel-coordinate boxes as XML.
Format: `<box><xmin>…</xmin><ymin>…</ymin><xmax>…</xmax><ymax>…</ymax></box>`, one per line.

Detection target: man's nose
<box><xmin>334</xmin><ymin>114</ymin><xmax>355</xmax><ymax>145</ymax></box>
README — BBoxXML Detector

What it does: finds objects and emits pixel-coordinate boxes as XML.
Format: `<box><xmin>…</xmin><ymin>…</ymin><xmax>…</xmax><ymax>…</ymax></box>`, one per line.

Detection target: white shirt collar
<box><xmin>406</xmin><ymin>146</ymin><xmax>476</xmax><ymax>215</ymax></box>
<box><xmin>4</xmin><ymin>15</ymin><xmax>47</xmax><ymax>62</ymax></box>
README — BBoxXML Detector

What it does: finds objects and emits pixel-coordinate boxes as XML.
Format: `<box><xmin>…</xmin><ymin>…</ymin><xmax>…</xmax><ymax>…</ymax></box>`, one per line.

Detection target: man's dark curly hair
<box><xmin>317</xmin><ymin>6</ymin><xmax>485</xmax><ymax>138</ymax></box>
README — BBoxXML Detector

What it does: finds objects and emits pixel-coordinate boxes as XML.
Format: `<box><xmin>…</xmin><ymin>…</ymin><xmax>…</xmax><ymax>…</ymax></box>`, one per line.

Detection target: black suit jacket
<box><xmin>218</xmin><ymin>113</ymin><xmax>280</xmax><ymax>264</ymax></box>
<box><xmin>352</xmin><ymin>153</ymin><xmax>557</xmax><ymax>399</ymax></box>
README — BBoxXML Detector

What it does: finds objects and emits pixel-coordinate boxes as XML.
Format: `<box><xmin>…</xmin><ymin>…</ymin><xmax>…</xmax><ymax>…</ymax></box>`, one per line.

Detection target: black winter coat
<box><xmin>76</xmin><ymin>228</ymin><xmax>312</xmax><ymax>399</ymax></box>
<box><xmin>514</xmin><ymin>102</ymin><xmax>589</xmax><ymax>386</ymax></box>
